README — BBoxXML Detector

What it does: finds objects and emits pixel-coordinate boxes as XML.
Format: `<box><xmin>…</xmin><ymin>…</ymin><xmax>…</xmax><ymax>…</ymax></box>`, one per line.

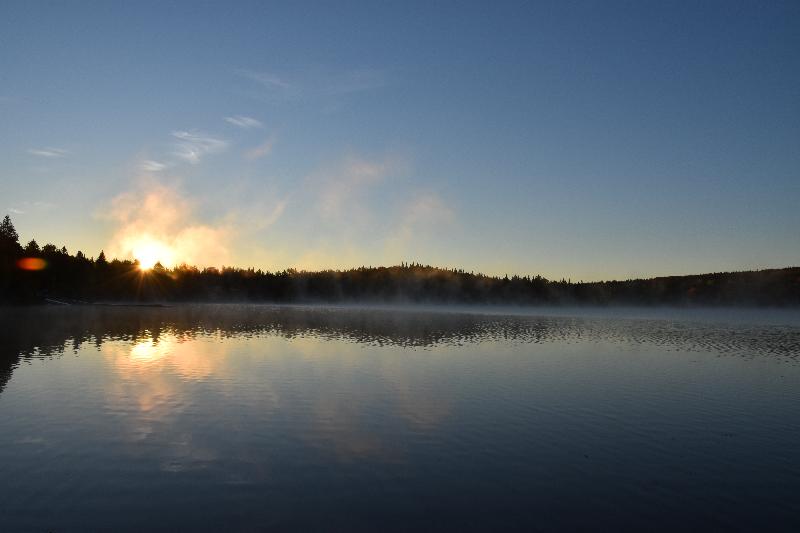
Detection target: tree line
<box><xmin>1</xmin><ymin>215</ymin><xmax>798</xmax><ymax>306</ymax></box>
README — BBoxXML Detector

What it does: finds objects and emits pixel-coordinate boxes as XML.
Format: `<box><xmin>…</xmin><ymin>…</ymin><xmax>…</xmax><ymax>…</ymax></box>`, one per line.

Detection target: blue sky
<box><xmin>1</xmin><ymin>1</ymin><xmax>798</xmax><ymax>280</ymax></box>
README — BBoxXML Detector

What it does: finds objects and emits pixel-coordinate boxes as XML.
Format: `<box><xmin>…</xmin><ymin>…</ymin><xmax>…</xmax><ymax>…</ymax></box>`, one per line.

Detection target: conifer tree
<box><xmin>0</xmin><ymin>215</ymin><xmax>19</xmax><ymax>243</ymax></box>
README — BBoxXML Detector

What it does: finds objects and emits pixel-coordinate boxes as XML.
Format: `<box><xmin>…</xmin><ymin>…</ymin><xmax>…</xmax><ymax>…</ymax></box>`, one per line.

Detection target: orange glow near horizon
<box><xmin>104</xmin><ymin>183</ymin><xmax>231</xmax><ymax>272</ymax></box>
<box><xmin>18</xmin><ymin>257</ymin><xmax>47</xmax><ymax>271</ymax></box>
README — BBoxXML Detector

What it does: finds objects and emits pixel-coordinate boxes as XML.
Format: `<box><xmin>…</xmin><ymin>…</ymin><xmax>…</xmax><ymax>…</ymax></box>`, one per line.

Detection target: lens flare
<box><xmin>18</xmin><ymin>257</ymin><xmax>47</xmax><ymax>271</ymax></box>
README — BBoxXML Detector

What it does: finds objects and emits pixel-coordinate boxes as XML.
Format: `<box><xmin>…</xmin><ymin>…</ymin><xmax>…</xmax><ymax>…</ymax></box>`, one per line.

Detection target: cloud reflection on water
<box><xmin>86</xmin><ymin>326</ymin><xmax>454</xmax><ymax>468</ymax></box>
<box><xmin>1</xmin><ymin>305</ymin><xmax>799</xmax><ymax>532</ymax></box>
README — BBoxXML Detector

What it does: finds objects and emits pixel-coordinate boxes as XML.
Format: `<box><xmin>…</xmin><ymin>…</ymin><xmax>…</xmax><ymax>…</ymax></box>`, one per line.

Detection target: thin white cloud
<box><xmin>225</xmin><ymin>115</ymin><xmax>263</xmax><ymax>129</ymax></box>
<box><xmin>245</xmin><ymin>136</ymin><xmax>275</xmax><ymax>160</ymax></box>
<box><xmin>171</xmin><ymin>131</ymin><xmax>228</xmax><ymax>164</ymax></box>
<box><xmin>7</xmin><ymin>201</ymin><xmax>56</xmax><ymax>215</ymax></box>
<box><xmin>238</xmin><ymin>70</ymin><xmax>293</xmax><ymax>90</ymax></box>
<box><xmin>238</xmin><ymin>67</ymin><xmax>390</xmax><ymax>102</ymax></box>
<box><xmin>27</xmin><ymin>147</ymin><xmax>69</xmax><ymax>158</ymax></box>
<box><xmin>141</xmin><ymin>160</ymin><xmax>168</xmax><ymax>172</ymax></box>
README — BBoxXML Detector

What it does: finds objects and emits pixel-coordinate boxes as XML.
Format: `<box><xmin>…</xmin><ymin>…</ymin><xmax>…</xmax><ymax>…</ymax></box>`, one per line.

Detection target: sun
<box><xmin>136</xmin><ymin>247</ymin><xmax>158</xmax><ymax>270</ymax></box>
<box><xmin>132</xmin><ymin>238</ymin><xmax>173</xmax><ymax>271</ymax></box>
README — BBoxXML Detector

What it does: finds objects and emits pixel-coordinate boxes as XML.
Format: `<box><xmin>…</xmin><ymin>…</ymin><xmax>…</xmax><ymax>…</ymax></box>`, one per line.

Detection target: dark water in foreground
<box><xmin>1</xmin><ymin>305</ymin><xmax>799</xmax><ymax>532</ymax></box>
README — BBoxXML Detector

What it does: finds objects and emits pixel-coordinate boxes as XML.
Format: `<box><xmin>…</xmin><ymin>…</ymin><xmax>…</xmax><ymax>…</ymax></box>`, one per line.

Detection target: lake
<box><xmin>1</xmin><ymin>305</ymin><xmax>799</xmax><ymax>531</ymax></box>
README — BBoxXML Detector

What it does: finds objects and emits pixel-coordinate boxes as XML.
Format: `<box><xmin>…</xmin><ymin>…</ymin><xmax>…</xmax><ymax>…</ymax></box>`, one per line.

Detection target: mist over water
<box><xmin>1</xmin><ymin>305</ymin><xmax>799</xmax><ymax>531</ymax></box>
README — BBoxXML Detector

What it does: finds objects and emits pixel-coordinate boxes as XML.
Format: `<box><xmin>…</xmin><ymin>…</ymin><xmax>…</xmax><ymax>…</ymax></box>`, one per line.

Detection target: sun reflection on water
<box><xmin>93</xmin><ymin>330</ymin><xmax>458</xmax><ymax>466</ymax></box>
<box><xmin>130</xmin><ymin>338</ymin><xmax>168</xmax><ymax>364</ymax></box>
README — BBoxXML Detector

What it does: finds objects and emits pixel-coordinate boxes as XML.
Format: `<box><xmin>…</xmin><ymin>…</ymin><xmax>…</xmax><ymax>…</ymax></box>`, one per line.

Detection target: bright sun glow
<box><xmin>132</xmin><ymin>238</ymin><xmax>174</xmax><ymax>270</ymax></box>
<box><xmin>130</xmin><ymin>339</ymin><xmax>161</xmax><ymax>362</ymax></box>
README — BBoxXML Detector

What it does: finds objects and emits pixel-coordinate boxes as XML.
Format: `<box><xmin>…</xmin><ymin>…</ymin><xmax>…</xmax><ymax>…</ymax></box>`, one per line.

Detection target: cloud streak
<box><xmin>225</xmin><ymin>115</ymin><xmax>263</xmax><ymax>129</ymax></box>
<box><xmin>27</xmin><ymin>147</ymin><xmax>69</xmax><ymax>158</ymax></box>
<box><xmin>238</xmin><ymin>67</ymin><xmax>390</xmax><ymax>102</ymax></box>
<box><xmin>245</xmin><ymin>136</ymin><xmax>275</xmax><ymax>160</ymax></box>
<box><xmin>7</xmin><ymin>201</ymin><xmax>55</xmax><ymax>215</ymax></box>
<box><xmin>238</xmin><ymin>70</ymin><xmax>292</xmax><ymax>91</ymax></box>
<box><xmin>316</xmin><ymin>156</ymin><xmax>391</xmax><ymax>219</ymax></box>
<box><xmin>141</xmin><ymin>160</ymin><xmax>168</xmax><ymax>172</ymax></box>
<box><xmin>171</xmin><ymin>131</ymin><xmax>228</xmax><ymax>164</ymax></box>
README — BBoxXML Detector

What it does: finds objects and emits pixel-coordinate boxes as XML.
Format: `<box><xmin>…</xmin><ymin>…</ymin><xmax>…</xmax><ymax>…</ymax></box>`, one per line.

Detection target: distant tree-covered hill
<box><xmin>1</xmin><ymin>215</ymin><xmax>798</xmax><ymax>306</ymax></box>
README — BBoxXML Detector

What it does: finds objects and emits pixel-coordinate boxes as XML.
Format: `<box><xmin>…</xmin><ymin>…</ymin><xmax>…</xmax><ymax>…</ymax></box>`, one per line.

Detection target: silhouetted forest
<box><xmin>1</xmin><ymin>215</ymin><xmax>799</xmax><ymax>306</ymax></box>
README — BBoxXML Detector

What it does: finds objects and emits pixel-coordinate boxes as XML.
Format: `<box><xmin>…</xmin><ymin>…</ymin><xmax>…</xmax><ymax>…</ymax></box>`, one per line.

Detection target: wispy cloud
<box><xmin>316</xmin><ymin>156</ymin><xmax>392</xmax><ymax>219</ymax></box>
<box><xmin>7</xmin><ymin>201</ymin><xmax>56</xmax><ymax>216</ymax></box>
<box><xmin>258</xmin><ymin>153</ymin><xmax>406</xmax><ymax>270</ymax></box>
<box><xmin>225</xmin><ymin>115</ymin><xmax>263</xmax><ymax>129</ymax></box>
<box><xmin>238</xmin><ymin>70</ymin><xmax>293</xmax><ymax>91</ymax></box>
<box><xmin>404</xmin><ymin>193</ymin><xmax>455</xmax><ymax>227</ymax></box>
<box><xmin>230</xmin><ymin>197</ymin><xmax>288</xmax><ymax>233</ymax></box>
<box><xmin>171</xmin><ymin>131</ymin><xmax>228</xmax><ymax>164</ymax></box>
<box><xmin>238</xmin><ymin>67</ymin><xmax>390</xmax><ymax>103</ymax></box>
<box><xmin>262</xmin><ymin>199</ymin><xmax>287</xmax><ymax>229</ymax></box>
<box><xmin>27</xmin><ymin>147</ymin><xmax>69</xmax><ymax>158</ymax></box>
<box><xmin>245</xmin><ymin>136</ymin><xmax>275</xmax><ymax>160</ymax></box>
<box><xmin>141</xmin><ymin>160</ymin><xmax>168</xmax><ymax>172</ymax></box>
<box><xmin>386</xmin><ymin>192</ymin><xmax>455</xmax><ymax>257</ymax></box>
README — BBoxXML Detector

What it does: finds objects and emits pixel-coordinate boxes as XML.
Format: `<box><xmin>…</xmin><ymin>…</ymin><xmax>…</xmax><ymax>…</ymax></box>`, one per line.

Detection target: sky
<box><xmin>1</xmin><ymin>1</ymin><xmax>798</xmax><ymax>281</ymax></box>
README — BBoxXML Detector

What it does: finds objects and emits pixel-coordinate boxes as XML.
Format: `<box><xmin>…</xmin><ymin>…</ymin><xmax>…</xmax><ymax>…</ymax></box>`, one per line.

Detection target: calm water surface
<box><xmin>1</xmin><ymin>305</ymin><xmax>799</xmax><ymax>531</ymax></box>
